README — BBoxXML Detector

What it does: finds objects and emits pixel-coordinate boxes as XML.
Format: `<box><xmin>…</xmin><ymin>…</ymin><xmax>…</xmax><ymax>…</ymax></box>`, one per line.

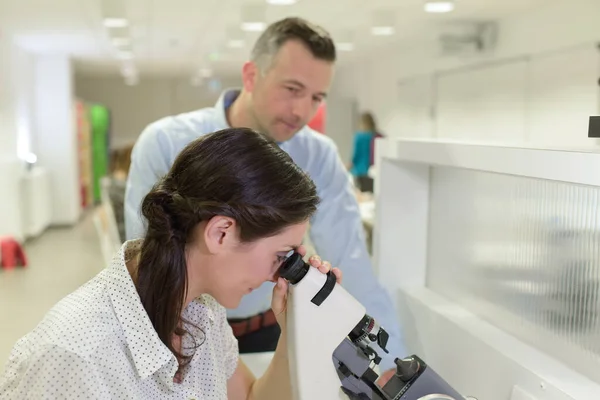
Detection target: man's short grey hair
<box><xmin>250</xmin><ymin>17</ymin><xmax>336</xmax><ymax>74</ymax></box>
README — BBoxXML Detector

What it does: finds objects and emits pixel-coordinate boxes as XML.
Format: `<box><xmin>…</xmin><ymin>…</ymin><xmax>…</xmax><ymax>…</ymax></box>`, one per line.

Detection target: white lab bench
<box><xmin>240</xmin><ymin>352</ymin><xmax>273</xmax><ymax>377</ymax></box>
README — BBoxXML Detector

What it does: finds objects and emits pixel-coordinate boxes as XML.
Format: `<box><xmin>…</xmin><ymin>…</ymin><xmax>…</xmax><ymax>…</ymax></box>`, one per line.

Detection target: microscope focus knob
<box><xmin>394</xmin><ymin>357</ymin><xmax>420</xmax><ymax>382</ymax></box>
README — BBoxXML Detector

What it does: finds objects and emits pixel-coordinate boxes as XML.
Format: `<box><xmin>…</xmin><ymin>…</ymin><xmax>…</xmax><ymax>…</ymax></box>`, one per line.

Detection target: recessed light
<box><xmin>103</xmin><ymin>18</ymin><xmax>129</xmax><ymax>28</ymax></box>
<box><xmin>266</xmin><ymin>0</ymin><xmax>297</xmax><ymax>4</ymax></box>
<box><xmin>424</xmin><ymin>1</ymin><xmax>455</xmax><ymax>13</ymax></box>
<box><xmin>227</xmin><ymin>40</ymin><xmax>245</xmax><ymax>48</ymax></box>
<box><xmin>241</xmin><ymin>22</ymin><xmax>266</xmax><ymax>32</ymax></box>
<box><xmin>371</xmin><ymin>26</ymin><xmax>395</xmax><ymax>36</ymax></box>
<box><xmin>336</xmin><ymin>42</ymin><xmax>354</xmax><ymax>52</ymax></box>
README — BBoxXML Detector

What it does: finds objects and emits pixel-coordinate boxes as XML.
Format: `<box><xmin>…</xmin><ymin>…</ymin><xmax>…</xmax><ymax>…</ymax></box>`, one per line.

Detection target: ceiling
<box><xmin>0</xmin><ymin>0</ymin><xmax>556</xmax><ymax>81</ymax></box>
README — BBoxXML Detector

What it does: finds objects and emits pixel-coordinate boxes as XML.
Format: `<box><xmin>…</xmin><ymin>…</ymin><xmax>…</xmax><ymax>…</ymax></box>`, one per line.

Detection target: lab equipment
<box><xmin>279</xmin><ymin>252</ymin><xmax>470</xmax><ymax>400</ymax></box>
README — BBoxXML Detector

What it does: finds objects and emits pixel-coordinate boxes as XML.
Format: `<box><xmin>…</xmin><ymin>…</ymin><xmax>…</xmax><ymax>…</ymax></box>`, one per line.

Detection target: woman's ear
<box><xmin>203</xmin><ymin>216</ymin><xmax>237</xmax><ymax>254</ymax></box>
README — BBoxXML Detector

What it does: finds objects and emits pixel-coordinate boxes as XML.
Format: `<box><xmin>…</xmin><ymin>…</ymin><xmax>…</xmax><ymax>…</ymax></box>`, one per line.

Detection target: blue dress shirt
<box><xmin>124</xmin><ymin>89</ymin><xmax>406</xmax><ymax>369</ymax></box>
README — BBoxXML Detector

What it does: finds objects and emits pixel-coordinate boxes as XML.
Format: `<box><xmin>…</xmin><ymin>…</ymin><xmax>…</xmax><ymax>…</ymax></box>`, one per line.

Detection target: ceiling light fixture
<box><xmin>226</xmin><ymin>26</ymin><xmax>245</xmax><ymax>49</ymax></box>
<box><xmin>241</xmin><ymin>4</ymin><xmax>267</xmax><ymax>32</ymax></box>
<box><xmin>371</xmin><ymin>26</ymin><xmax>395</xmax><ymax>36</ymax></box>
<box><xmin>241</xmin><ymin>22</ymin><xmax>266</xmax><ymax>32</ymax></box>
<box><xmin>336</xmin><ymin>42</ymin><xmax>354</xmax><ymax>52</ymax></box>
<box><xmin>266</xmin><ymin>0</ymin><xmax>297</xmax><ymax>5</ymax></box>
<box><xmin>335</xmin><ymin>30</ymin><xmax>355</xmax><ymax>52</ymax></box>
<box><xmin>101</xmin><ymin>0</ymin><xmax>129</xmax><ymax>27</ymax></box>
<box><xmin>424</xmin><ymin>1</ymin><xmax>455</xmax><ymax>13</ymax></box>
<box><xmin>371</xmin><ymin>11</ymin><xmax>395</xmax><ymax>36</ymax></box>
<box><xmin>227</xmin><ymin>40</ymin><xmax>245</xmax><ymax>48</ymax></box>
<box><xmin>103</xmin><ymin>18</ymin><xmax>129</xmax><ymax>28</ymax></box>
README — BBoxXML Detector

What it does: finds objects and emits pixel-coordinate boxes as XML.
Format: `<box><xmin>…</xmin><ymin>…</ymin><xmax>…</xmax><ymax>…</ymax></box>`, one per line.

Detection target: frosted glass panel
<box><xmin>427</xmin><ymin>167</ymin><xmax>600</xmax><ymax>382</ymax></box>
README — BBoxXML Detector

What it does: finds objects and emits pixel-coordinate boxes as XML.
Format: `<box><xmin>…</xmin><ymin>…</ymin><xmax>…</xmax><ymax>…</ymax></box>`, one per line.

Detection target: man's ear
<box><xmin>204</xmin><ymin>216</ymin><xmax>237</xmax><ymax>254</ymax></box>
<box><xmin>241</xmin><ymin>61</ymin><xmax>258</xmax><ymax>93</ymax></box>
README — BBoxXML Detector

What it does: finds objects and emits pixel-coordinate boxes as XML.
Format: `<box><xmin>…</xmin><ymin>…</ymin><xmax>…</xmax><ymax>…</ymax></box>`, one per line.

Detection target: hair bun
<box><xmin>141</xmin><ymin>184</ymin><xmax>180</xmax><ymax>242</ymax></box>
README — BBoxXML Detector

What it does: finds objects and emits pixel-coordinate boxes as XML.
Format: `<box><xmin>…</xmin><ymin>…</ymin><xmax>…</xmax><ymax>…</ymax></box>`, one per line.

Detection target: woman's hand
<box><xmin>271</xmin><ymin>247</ymin><xmax>343</xmax><ymax>328</ymax></box>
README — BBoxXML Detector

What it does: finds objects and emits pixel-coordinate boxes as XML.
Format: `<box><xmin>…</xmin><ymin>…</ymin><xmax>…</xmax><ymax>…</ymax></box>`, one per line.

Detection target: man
<box><xmin>124</xmin><ymin>17</ymin><xmax>406</xmax><ymax>372</ymax></box>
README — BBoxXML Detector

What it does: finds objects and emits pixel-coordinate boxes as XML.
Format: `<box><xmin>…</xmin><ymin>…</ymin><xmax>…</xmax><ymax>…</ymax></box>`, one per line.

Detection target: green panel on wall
<box><xmin>89</xmin><ymin>104</ymin><xmax>109</xmax><ymax>203</ymax></box>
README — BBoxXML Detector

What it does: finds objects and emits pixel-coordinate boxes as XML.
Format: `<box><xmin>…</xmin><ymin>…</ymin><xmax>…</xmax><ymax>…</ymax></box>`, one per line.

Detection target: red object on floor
<box><xmin>0</xmin><ymin>236</ymin><xmax>28</xmax><ymax>270</ymax></box>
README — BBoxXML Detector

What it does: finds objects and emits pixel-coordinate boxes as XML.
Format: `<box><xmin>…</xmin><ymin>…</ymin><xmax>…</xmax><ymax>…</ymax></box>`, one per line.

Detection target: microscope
<box><xmin>278</xmin><ymin>252</ymin><xmax>468</xmax><ymax>400</ymax></box>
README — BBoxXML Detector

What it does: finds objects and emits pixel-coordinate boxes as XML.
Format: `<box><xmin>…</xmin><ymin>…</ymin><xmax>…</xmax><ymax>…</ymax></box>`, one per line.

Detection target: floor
<box><xmin>0</xmin><ymin>212</ymin><xmax>105</xmax><ymax>366</ymax></box>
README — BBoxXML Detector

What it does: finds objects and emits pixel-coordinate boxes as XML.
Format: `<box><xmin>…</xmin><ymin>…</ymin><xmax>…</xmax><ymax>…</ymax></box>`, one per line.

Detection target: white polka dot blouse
<box><xmin>0</xmin><ymin>240</ymin><xmax>239</xmax><ymax>399</ymax></box>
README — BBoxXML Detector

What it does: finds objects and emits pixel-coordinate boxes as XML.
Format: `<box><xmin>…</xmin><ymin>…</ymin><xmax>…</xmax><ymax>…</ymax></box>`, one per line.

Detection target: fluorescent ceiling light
<box><xmin>424</xmin><ymin>1</ymin><xmax>455</xmax><ymax>13</ymax></box>
<box><xmin>241</xmin><ymin>22</ymin><xmax>266</xmax><ymax>32</ymax></box>
<box><xmin>227</xmin><ymin>40</ymin><xmax>245</xmax><ymax>48</ymax></box>
<box><xmin>371</xmin><ymin>26</ymin><xmax>395</xmax><ymax>36</ymax></box>
<box><xmin>336</xmin><ymin>42</ymin><xmax>354</xmax><ymax>52</ymax></box>
<box><xmin>103</xmin><ymin>18</ymin><xmax>129</xmax><ymax>28</ymax></box>
<box><xmin>266</xmin><ymin>0</ymin><xmax>297</xmax><ymax>4</ymax></box>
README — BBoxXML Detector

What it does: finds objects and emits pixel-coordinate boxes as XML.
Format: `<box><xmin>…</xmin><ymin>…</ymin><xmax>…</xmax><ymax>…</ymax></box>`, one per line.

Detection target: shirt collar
<box><xmin>213</xmin><ymin>88</ymin><xmax>298</xmax><ymax>146</ymax></box>
<box><xmin>213</xmin><ymin>88</ymin><xmax>240</xmax><ymax>129</ymax></box>
<box><xmin>106</xmin><ymin>240</ymin><xmax>178</xmax><ymax>384</ymax></box>
<box><xmin>106</xmin><ymin>240</ymin><xmax>218</xmax><ymax>390</ymax></box>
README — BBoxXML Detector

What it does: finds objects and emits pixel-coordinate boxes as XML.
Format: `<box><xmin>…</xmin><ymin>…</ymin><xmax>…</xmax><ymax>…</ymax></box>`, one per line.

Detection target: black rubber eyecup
<box><xmin>278</xmin><ymin>252</ymin><xmax>309</xmax><ymax>284</ymax></box>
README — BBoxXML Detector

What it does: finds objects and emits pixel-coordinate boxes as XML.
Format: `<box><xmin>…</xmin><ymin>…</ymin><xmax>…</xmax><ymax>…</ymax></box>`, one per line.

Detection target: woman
<box><xmin>348</xmin><ymin>112</ymin><xmax>383</xmax><ymax>193</ymax></box>
<box><xmin>0</xmin><ymin>128</ymin><xmax>341</xmax><ymax>399</ymax></box>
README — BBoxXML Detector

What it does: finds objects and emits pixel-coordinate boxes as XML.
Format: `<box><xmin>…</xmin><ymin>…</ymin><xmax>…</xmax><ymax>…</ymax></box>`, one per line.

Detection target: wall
<box><xmin>333</xmin><ymin>0</ymin><xmax>600</xmax><ymax>151</ymax></box>
<box><xmin>0</xmin><ymin>34</ymin><xmax>36</xmax><ymax>159</ymax></box>
<box><xmin>0</xmin><ymin>33</ymin><xmax>36</xmax><ymax>240</ymax></box>
<box><xmin>75</xmin><ymin>75</ymin><xmax>241</xmax><ymax>149</ymax></box>
<box><xmin>35</xmin><ymin>55</ymin><xmax>80</xmax><ymax>226</ymax></box>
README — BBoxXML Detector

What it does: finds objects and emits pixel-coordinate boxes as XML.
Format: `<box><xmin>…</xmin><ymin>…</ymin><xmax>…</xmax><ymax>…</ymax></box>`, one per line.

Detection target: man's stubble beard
<box><xmin>248</xmin><ymin>102</ymin><xmax>274</xmax><ymax>140</ymax></box>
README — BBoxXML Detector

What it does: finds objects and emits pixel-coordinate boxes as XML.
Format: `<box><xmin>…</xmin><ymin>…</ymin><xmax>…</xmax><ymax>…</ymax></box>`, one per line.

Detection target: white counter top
<box><xmin>239</xmin><ymin>352</ymin><xmax>274</xmax><ymax>377</ymax></box>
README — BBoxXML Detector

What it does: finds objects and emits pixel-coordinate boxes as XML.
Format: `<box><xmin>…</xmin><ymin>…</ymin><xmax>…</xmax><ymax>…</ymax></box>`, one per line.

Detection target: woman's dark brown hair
<box><xmin>134</xmin><ymin>127</ymin><xmax>319</xmax><ymax>369</ymax></box>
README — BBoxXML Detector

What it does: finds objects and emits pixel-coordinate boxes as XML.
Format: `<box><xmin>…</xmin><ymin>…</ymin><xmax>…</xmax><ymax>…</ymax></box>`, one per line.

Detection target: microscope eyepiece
<box><xmin>278</xmin><ymin>252</ymin><xmax>309</xmax><ymax>284</ymax></box>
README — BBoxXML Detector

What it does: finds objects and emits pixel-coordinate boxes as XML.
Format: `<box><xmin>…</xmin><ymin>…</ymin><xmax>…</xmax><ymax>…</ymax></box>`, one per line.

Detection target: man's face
<box><xmin>244</xmin><ymin>40</ymin><xmax>334</xmax><ymax>142</ymax></box>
